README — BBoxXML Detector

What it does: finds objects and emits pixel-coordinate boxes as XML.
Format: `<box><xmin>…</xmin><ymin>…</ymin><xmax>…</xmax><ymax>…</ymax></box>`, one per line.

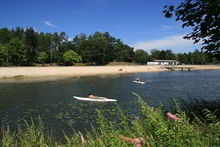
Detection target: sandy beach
<box><xmin>0</xmin><ymin>65</ymin><xmax>220</xmax><ymax>82</ymax></box>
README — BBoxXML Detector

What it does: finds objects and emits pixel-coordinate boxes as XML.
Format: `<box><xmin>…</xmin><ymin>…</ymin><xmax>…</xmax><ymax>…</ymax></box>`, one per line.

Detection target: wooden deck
<box><xmin>161</xmin><ymin>65</ymin><xmax>195</xmax><ymax>71</ymax></box>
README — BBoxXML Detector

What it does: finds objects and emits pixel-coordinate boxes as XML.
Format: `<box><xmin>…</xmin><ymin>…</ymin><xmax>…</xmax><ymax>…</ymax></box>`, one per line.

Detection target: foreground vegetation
<box><xmin>1</xmin><ymin>95</ymin><xmax>220</xmax><ymax>147</ymax></box>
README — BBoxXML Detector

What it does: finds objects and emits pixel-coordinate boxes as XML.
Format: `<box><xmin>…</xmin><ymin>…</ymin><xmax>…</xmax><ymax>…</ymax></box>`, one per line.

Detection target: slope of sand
<box><xmin>0</xmin><ymin>65</ymin><xmax>219</xmax><ymax>82</ymax></box>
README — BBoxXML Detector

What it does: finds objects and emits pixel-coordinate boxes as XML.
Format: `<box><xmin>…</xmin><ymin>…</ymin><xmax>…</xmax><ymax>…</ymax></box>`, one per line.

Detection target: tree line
<box><xmin>0</xmin><ymin>27</ymin><xmax>134</xmax><ymax>66</ymax></box>
<box><xmin>0</xmin><ymin>27</ymin><xmax>219</xmax><ymax>66</ymax></box>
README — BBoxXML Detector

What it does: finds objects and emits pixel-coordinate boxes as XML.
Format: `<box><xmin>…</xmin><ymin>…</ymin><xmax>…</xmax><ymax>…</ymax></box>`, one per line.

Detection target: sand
<box><xmin>0</xmin><ymin>65</ymin><xmax>219</xmax><ymax>82</ymax></box>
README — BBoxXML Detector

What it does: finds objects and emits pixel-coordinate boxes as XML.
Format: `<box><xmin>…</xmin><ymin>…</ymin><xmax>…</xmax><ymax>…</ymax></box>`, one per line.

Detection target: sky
<box><xmin>0</xmin><ymin>0</ymin><xmax>202</xmax><ymax>53</ymax></box>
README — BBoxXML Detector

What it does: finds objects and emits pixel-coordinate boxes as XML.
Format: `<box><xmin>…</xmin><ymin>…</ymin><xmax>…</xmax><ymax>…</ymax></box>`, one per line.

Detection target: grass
<box><xmin>173</xmin><ymin>97</ymin><xmax>220</xmax><ymax>122</ymax></box>
<box><xmin>1</xmin><ymin>94</ymin><xmax>220</xmax><ymax>147</ymax></box>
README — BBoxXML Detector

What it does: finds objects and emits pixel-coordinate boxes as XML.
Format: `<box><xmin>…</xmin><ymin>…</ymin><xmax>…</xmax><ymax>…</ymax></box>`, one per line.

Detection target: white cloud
<box><xmin>68</xmin><ymin>38</ymin><xmax>73</xmax><ymax>41</ymax></box>
<box><xmin>132</xmin><ymin>34</ymin><xmax>201</xmax><ymax>53</ymax></box>
<box><xmin>33</xmin><ymin>27</ymin><xmax>39</xmax><ymax>33</ymax></box>
<box><xmin>43</xmin><ymin>21</ymin><xmax>58</xmax><ymax>28</ymax></box>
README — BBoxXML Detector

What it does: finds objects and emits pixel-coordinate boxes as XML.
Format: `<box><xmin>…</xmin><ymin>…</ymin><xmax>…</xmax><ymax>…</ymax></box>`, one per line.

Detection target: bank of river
<box><xmin>0</xmin><ymin>65</ymin><xmax>220</xmax><ymax>82</ymax></box>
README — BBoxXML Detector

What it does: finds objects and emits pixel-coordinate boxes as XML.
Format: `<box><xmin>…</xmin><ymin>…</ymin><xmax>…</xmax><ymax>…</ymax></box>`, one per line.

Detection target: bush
<box><xmin>37</xmin><ymin>52</ymin><xmax>48</xmax><ymax>65</ymax></box>
<box><xmin>63</xmin><ymin>50</ymin><xmax>82</xmax><ymax>66</ymax></box>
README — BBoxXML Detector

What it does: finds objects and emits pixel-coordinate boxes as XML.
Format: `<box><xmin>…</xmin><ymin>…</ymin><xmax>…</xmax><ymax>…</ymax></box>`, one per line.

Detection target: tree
<box><xmin>8</xmin><ymin>38</ymin><xmax>27</xmax><ymax>65</ymax></box>
<box><xmin>0</xmin><ymin>28</ymin><xmax>12</xmax><ymax>45</ymax></box>
<box><xmin>165</xmin><ymin>50</ymin><xmax>177</xmax><ymax>60</ymax></box>
<box><xmin>159</xmin><ymin>50</ymin><xmax>166</xmax><ymax>60</ymax></box>
<box><xmin>0</xmin><ymin>44</ymin><xmax>8</xmax><ymax>65</ymax></box>
<box><xmin>191</xmin><ymin>49</ymin><xmax>207</xmax><ymax>64</ymax></box>
<box><xmin>150</xmin><ymin>49</ymin><xmax>177</xmax><ymax>60</ymax></box>
<box><xmin>24</xmin><ymin>27</ymin><xmax>38</xmax><ymax>64</ymax></box>
<box><xmin>37</xmin><ymin>52</ymin><xmax>48</xmax><ymax>65</ymax></box>
<box><xmin>87</xmin><ymin>32</ymin><xmax>109</xmax><ymax>65</ymax></box>
<box><xmin>63</xmin><ymin>50</ymin><xmax>82</xmax><ymax>65</ymax></box>
<box><xmin>177</xmin><ymin>53</ymin><xmax>189</xmax><ymax>64</ymax></box>
<box><xmin>114</xmin><ymin>41</ymin><xmax>134</xmax><ymax>62</ymax></box>
<box><xmin>37</xmin><ymin>32</ymin><xmax>50</xmax><ymax>52</ymax></box>
<box><xmin>70</xmin><ymin>33</ymin><xmax>87</xmax><ymax>63</ymax></box>
<box><xmin>163</xmin><ymin>0</ymin><xmax>220</xmax><ymax>55</ymax></box>
<box><xmin>150</xmin><ymin>49</ymin><xmax>161</xmax><ymax>60</ymax></box>
<box><xmin>102</xmin><ymin>32</ymin><xmax>117</xmax><ymax>62</ymax></box>
<box><xmin>134</xmin><ymin>49</ymin><xmax>149</xmax><ymax>63</ymax></box>
<box><xmin>0</xmin><ymin>27</ymin><xmax>141</xmax><ymax>66</ymax></box>
<box><xmin>14</xmin><ymin>27</ymin><xmax>25</xmax><ymax>40</ymax></box>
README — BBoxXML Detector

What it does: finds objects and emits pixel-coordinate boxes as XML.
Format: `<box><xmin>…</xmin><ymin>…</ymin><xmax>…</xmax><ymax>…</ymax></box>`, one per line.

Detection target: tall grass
<box><xmin>173</xmin><ymin>97</ymin><xmax>220</xmax><ymax>122</ymax></box>
<box><xmin>1</xmin><ymin>95</ymin><xmax>220</xmax><ymax>147</ymax></box>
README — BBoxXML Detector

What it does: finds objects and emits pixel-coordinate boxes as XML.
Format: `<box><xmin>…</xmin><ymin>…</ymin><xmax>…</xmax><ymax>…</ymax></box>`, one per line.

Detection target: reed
<box><xmin>173</xmin><ymin>97</ymin><xmax>220</xmax><ymax>122</ymax></box>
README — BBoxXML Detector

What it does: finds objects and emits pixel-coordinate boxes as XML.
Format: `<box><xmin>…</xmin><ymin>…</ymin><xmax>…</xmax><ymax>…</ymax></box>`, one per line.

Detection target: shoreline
<box><xmin>0</xmin><ymin>65</ymin><xmax>220</xmax><ymax>82</ymax></box>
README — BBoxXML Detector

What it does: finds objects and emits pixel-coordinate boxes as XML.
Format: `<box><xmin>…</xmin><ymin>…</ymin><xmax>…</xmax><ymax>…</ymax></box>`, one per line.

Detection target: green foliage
<box><xmin>2</xmin><ymin>118</ymin><xmax>54</xmax><ymax>147</ymax></box>
<box><xmin>0</xmin><ymin>27</ymin><xmax>219</xmax><ymax>66</ymax></box>
<box><xmin>0</xmin><ymin>44</ymin><xmax>8</xmax><ymax>65</ymax></box>
<box><xmin>177</xmin><ymin>49</ymin><xmax>208</xmax><ymax>64</ymax></box>
<box><xmin>63</xmin><ymin>50</ymin><xmax>82</xmax><ymax>65</ymax></box>
<box><xmin>150</xmin><ymin>49</ymin><xmax>177</xmax><ymax>60</ymax></box>
<box><xmin>86</xmin><ymin>32</ymin><xmax>109</xmax><ymax>65</ymax></box>
<box><xmin>37</xmin><ymin>52</ymin><xmax>48</xmax><ymax>65</ymax></box>
<box><xmin>163</xmin><ymin>0</ymin><xmax>220</xmax><ymax>54</ymax></box>
<box><xmin>191</xmin><ymin>49</ymin><xmax>207</xmax><ymax>64</ymax></box>
<box><xmin>0</xmin><ymin>28</ymin><xmax>12</xmax><ymax>45</ymax></box>
<box><xmin>114</xmin><ymin>42</ymin><xmax>134</xmax><ymax>63</ymax></box>
<box><xmin>24</xmin><ymin>27</ymin><xmax>38</xmax><ymax>64</ymax></box>
<box><xmin>72</xmin><ymin>32</ymin><xmax>134</xmax><ymax>65</ymax></box>
<box><xmin>18</xmin><ymin>119</ymin><xmax>50</xmax><ymax>147</ymax></box>
<box><xmin>2</xmin><ymin>126</ymin><xmax>17</xmax><ymax>147</ymax></box>
<box><xmin>8</xmin><ymin>38</ymin><xmax>27</xmax><ymax>65</ymax></box>
<box><xmin>37</xmin><ymin>32</ymin><xmax>53</xmax><ymax>53</ymax></box>
<box><xmin>13</xmin><ymin>27</ymin><xmax>25</xmax><ymax>40</ymax></box>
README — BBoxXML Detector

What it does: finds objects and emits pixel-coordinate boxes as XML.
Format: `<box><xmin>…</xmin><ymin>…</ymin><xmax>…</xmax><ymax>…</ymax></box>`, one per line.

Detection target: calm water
<box><xmin>0</xmin><ymin>70</ymin><xmax>220</xmax><ymax>137</ymax></box>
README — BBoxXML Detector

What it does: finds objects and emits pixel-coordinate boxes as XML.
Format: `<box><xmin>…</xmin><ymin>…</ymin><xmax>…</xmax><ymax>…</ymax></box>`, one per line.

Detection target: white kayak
<box><xmin>73</xmin><ymin>96</ymin><xmax>117</xmax><ymax>102</ymax></box>
<box><xmin>133</xmin><ymin>81</ymin><xmax>145</xmax><ymax>84</ymax></box>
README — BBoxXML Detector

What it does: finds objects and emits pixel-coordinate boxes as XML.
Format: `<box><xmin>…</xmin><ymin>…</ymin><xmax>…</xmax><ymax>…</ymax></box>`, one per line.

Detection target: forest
<box><xmin>0</xmin><ymin>27</ymin><xmax>219</xmax><ymax>66</ymax></box>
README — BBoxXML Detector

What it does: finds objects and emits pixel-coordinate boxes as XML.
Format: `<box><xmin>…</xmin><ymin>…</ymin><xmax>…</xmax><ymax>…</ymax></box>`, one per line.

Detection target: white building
<box><xmin>147</xmin><ymin>60</ymin><xmax>179</xmax><ymax>65</ymax></box>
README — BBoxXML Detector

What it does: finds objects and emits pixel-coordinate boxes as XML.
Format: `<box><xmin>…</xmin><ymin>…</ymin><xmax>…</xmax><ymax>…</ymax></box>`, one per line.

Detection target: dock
<box><xmin>162</xmin><ymin>65</ymin><xmax>195</xmax><ymax>71</ymax></box>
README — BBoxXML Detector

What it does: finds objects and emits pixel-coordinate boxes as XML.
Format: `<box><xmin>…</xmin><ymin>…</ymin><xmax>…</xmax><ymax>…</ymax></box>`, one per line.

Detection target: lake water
<box><xmin>0</xmin><ymin>70</ymin><xmax>220</xmax><ymax>138</ymax></box>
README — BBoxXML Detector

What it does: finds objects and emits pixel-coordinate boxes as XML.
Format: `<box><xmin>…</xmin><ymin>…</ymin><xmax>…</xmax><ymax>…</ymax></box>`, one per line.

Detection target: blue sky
<box><xmin>0</xmin><ymin>0</ymin><xmax>201</xmax><ymax>53</ymax></box>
